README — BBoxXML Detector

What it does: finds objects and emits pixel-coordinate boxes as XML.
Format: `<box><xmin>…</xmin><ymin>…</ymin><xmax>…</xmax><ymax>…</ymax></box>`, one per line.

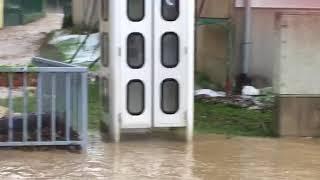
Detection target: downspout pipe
<box><xmin>242</xmin><ymin>0</ymin><xmax>252</xmax><ymax>74</ymax></box>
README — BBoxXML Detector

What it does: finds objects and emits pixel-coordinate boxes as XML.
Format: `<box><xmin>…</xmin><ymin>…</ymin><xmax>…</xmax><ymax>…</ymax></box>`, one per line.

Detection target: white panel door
<box><xmin>153</xmin><ymin>0</ymin><xmax>193</xmax><ymax>127</ymax></box>
<box><xmin>275</xmin><ymin>14</ymin><xmax>320</xmax><ymax>95</ymax></box>
<box><xmin>120</xmin><ymin>0</ymin><xmax>153</xmax><ymax>129</ymax></box>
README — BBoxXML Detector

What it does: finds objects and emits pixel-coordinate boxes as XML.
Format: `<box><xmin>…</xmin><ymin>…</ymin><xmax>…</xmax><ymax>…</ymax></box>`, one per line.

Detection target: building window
<box><xmin>161</xmin><ymin>32</ymin><xmax>179</xmax><ymax>68</ymax></box>
<box><xmin>161</xmin><ymin>79</ymin><xmax>179</xmax><ymax>114</ymax></box>
<box><xmin>127</xmin><ymin>0</ymin><xmax>145</xmax><ymax>22</ymax></box>
<box><xmin>162</xmin><ymin>0</ymin><xmax>179</xmax><ymax>21</ymax></box>
<box><xmin>127</xmin><ymin>80</ymin><xmax>145</xmax><ymax>115</ymax></box>
<box><xmin>127</xmin><ymin>33</ymin><xmax>145</xmax><ymax>69</ymax></box>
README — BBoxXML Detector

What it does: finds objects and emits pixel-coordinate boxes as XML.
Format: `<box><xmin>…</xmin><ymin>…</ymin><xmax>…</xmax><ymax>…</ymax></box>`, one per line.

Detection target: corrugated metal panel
<box><xmin>235</xmin><ymin>0</ymin><xmax>320</xmax><ymax>9</ymax></box>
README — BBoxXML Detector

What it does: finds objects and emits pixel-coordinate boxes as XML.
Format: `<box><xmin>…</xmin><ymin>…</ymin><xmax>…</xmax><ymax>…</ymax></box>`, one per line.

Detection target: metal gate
<box><xmin>0</xmin><ymin>57</ymin><xmax>88</xmax><ymax>148</ymax></box>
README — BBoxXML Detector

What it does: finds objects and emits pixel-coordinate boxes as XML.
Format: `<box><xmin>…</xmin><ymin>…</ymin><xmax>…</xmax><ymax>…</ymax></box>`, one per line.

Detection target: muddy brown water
<box><xmin>0</xmin><ymin>13</ymin><xmax>63</xmax><ymax>66</ymax></box>
<box><xmin>0</xmin><ymin>133</ymin><xmax>320</xmax><ymax>179</ymax></box>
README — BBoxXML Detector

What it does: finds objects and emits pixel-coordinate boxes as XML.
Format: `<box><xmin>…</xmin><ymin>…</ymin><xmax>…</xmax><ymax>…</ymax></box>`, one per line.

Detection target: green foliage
<box><xmin>0</xmin><ymin>95</ymin><xmax>37</xmax><ymax>113</ymax></box>
<box><xmin>195</xmin><ymin>99</ymin><xmax>275</xmax><ymax>137</ymax></box>
<box><xmin>88</xmin><ymin>82</ymin><xmax>103</xmax><ymax>130</ymax></box>
<box><xmin>88</xmin><ymin>64</ymin><xmax>101</xmax><ymax>72</ymax></box>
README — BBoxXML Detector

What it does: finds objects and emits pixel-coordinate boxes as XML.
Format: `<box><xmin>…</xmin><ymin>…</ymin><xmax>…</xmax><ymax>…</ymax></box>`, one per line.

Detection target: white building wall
<box><xmin>234</xmin><ymin>7</ymin><xmax>320</xmax><ymax>87</ymax></box>
<box><xmin>274</xmin><ymin>13</ymin><xmax>320</xmax><ymax>95</ymax></box>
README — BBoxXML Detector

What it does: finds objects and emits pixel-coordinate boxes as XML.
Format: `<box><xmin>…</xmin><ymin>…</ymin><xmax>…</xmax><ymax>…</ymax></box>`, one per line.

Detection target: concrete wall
<box><xmin>274</xmin><ymin>13</ymin><xmax>320</xmax><ymax>95</ymax></box>
<box><xmin>272</xmin><ymin>13</ymin><xmax>320</xmax><ymax>137</ymax></box>
<box><xmin>233</xmin><ymin>8</ymin><xmax>320</xmax><ymax>88</ymax></box>
<box><xmin>72</xmin><ymin>0</ymin><xmax>85</xmax><ymax>25</ymax></box>
<box><xmin>234</xmin><ymin>9</ymin><xmax>276</xmax><ymax>87</ymax></box>
<box><xmin>277</xmin><ymin>97</ymin><xmax>320</xmax><ymax>137</ymax></box>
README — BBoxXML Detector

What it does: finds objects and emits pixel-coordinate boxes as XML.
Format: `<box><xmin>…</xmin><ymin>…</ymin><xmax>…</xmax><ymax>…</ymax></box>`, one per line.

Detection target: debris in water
<box><xmin>47</xmin><ymin>31</ymin><xmax>100</xmax><ymax>64</ymax></box>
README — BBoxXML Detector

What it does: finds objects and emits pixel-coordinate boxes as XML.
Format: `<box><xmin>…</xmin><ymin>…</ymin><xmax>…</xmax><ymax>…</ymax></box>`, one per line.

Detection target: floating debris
<box><xmin>196</xmin><ymin>87</ymin><xmax>275</xmax><ymax>110</ymax></box>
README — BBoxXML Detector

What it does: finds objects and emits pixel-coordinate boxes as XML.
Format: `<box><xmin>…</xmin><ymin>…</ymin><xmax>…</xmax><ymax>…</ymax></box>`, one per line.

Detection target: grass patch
<box><xmin>88</xmin><ymin>82</ymin><xmax>103</xmax><ymax>130</ymax></box>
<box><xmin>88</xmin><ymin>64</ymin><xmax>101</xmax><ymax>72</ymax></box>
<box><xmin>54</xmin><ymin>38</ymin><xmax>82</xmax><ymax>61</ymax></box>
<box><xmin>195</xmin><ymin>99</ymin><xmax>275</xmax><ymax>137</ymax></box>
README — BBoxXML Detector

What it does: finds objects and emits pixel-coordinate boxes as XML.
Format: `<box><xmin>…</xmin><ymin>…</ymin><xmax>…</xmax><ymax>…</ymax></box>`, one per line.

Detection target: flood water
<box><xmin>0</xmin><ymin>132</ymin><xmax>320</xmax><ymax>179</ymax></box>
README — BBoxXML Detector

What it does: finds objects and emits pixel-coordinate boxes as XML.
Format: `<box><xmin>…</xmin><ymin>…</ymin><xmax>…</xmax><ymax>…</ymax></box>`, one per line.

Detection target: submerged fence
<box><xmin>0</xmin><ymin>58</ymin><xmax>88</xmax><ymax>148</ymax></box>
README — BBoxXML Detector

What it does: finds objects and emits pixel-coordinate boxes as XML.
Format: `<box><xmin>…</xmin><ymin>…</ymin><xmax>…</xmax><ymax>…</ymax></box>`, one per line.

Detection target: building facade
<box><xmin>198</xmin><ymin>0</ymin><xmax>320</xmax><ymax>88</ymax></box>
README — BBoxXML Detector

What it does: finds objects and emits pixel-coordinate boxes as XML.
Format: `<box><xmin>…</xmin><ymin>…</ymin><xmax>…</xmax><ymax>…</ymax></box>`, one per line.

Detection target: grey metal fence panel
<box><xmin>0</xmin><ymin>57</ymin><xmax>88</xmax><ymax>149</ymax></box>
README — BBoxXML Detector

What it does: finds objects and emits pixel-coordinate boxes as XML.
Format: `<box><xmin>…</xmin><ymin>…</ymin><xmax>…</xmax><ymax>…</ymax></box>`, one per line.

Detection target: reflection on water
<box><xmin>0</xmin><ymin>132</ymin><xmax>320</xmax><ymax>179</ymax></box>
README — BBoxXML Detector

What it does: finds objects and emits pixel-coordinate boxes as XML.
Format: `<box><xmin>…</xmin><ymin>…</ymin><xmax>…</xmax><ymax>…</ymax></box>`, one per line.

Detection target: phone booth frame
<box><xmin>100</xmin><ymin>0</ymin><xmax>195</xmax><ymax>142</ymax></box>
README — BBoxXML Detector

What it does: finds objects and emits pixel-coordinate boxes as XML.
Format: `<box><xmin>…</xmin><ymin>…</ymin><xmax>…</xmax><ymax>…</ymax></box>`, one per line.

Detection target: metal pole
<box><xmin>37</xmin><ymin>73</ymin><xmax>43</xmax><ymax>141</ymax></box>
<box><xmin>23</xmin><ymin>73</ymin><xmax>28</xmax><ymax>142</ymax></box>
<box><xmin>243</xmin><ymin>0</ymin><xmax>252</xmax><ymax>74</ymax></box>
<box><xmin>65</xmin><ymin>73</ymin><xmax>71</xmax><ymax>141</ymax></box>
<box><xmin>8</xmin><ymin>74</ymin><xmax>13</xmax><ymax>142</ymax></box>
<box><xmin>51</xmin><ymin>74</ymin><xmax>57</xmax><ymax>142</ymax></box>
<box><xmin>80</xmin><ymin>73</ymin><xmax>88</xmax><ymax>150</ymax></box>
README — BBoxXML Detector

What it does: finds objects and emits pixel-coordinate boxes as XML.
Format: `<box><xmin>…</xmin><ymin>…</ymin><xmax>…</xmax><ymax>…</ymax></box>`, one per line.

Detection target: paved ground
<box><xmin>0</xmin><ymin>13</ymin><xmax>63</xmax><ymax>66</ymax></box>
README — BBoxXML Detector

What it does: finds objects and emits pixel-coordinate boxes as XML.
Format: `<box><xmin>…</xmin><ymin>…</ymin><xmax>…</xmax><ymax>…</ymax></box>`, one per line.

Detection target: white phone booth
<box><xmin>100</xmin><ymin>0</ymin><xmax>195</xmax><ymax>142</ymax></box>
